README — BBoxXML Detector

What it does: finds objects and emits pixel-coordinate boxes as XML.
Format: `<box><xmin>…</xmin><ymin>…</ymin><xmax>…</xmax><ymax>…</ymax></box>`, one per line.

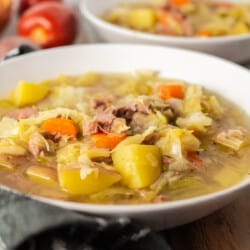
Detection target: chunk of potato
<box><xmin>13</xmin><ymin>81</ymin><xmax>49</xmax><ymax>107</ymax></box>
<box><xmin>129</xmin><ymin>8</ymin><xmax>156</xmax><ymax>30</ymax></box>
<box><xmin>26</xmin><ymin>166</ymin><xmax>57</xmax><ymax>184</ymax></box>
<box><xmin>58</xmin><ymin>166</ymin><xmax>121</xmax><ymax>195</ymax></box>
<box><xmin>231</xmin><ymin>22</ymin><xmax>249</xmax><ymax>35</ymax></box>
<box><xmin>112</xmin><ymin>144</ymin><xmax>162</xmax><ymax>189</ymax></box>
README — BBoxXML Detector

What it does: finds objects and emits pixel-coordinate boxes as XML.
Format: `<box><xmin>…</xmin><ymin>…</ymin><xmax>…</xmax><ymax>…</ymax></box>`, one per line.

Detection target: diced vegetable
<box><xmin>183</xmin><ymin>85</ymin><xmax>202</xmax><ymax>115</ymax></box>
<box><xmin>156</xmin><ymin>128</ymin><xmax>200</xmax><ymax>160</ymax></box>
<box><xmin>0</xmin><ymin>144</ymin><xmax>26</xmax><ymax>156</ymax></box>
<box><xmin>176</xmin><ymin>112</ymin><xmax>212</xmax><ymax>132</ymax></box>
<box><xmin>20</xmin><ymin>108</ymin><xmax>84</xmax><ymax>127</ymax></box>
<box><xmin>212</xmin><ymin>129</ymin><xmax>247</xmax><ymax>151</ymax></box>
<box><xmin>231</xmin><ymin>22</ymin><xmax>249</xmax><ymax>35</ymax></box>
<box><xmin>26</xmin><ymin>166</ymin><xmax>57</xmax><ymax>184</ymax></box>
<box><xmin>157</xmin><ymin>84</ymin><xmax>184</xmax><ymax>100</ymax></box>
<box><xmin>113</xmin><ymin>126</ymin><xmax>157</xmax><ymax>151</ymax></box>
<box><xmin>129</xmin><ymin>8</ymin><xmax>156</xmax><ymax>30</ymax></box>
<box><xmin>202</xmin><ymin>96</ymin><xmax>224</xmax><ymax>118</ymax></box>
<box><xmin>171</xmin><ymin>0</ymin><xmax>190</xmax><ymax>7</ymax></box>
<box><xmin>186</xmin><ymin>151</ymin><xmax>202</xmax><ymax>168</ymax></box>
<box><xmin>56</xmin><ymin>143</ymin><xmax>81</xmax><ymax>165</ymax></box>
<box><xmin>157</xmin><ymin>10</ymin><xmax>183</xmax><ymax>35</ymax></box>
<box><xmin>81</xmin><ymin>147</ymin><xmax>110</xmax><ymax>160</ymax></box>
<box><xmin>197</xmin><ymin>30</ymin><xmax>211</xmax><ymax>37</ymax></box>
<box><xmin>91</xmin><ymin>133</ymin><xmax>126</xmax><ymax>150</ymax></box>
<box><xmin>0</xmin><ymin>118</ymin><xmax>19</xmax><ymax>138</ymax></box>
<box><xmin>58</xmin><ymin>165</ymin><xmax>121</xmax><ymax>195</ymax></box>
<box><xmin>41</xmin><ymin>118</ymin><xmax>78</xmax><ymax>138</ymax></box>
<box><xmin>112</xmin><ymin>144</ymin><xmax>162</xmax><ymax>189</ymax></box>
<box><xmin>12</xmin><ymin>81</ymin><xmax>49</xmax><ymax>107</ymax></box>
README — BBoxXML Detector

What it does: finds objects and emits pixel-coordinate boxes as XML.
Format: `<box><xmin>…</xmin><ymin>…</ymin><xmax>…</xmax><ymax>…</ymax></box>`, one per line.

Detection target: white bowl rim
<box><xmin>33</xmin><ymin>176</ymin><xmax>249</xmax><ymax>213</ymax></box>
<box><xmin>1</xmin><ymin>43</ymin><xmax>249</xmax><ymax>213</ymax></box>
<box><xmin>80</xmin><ymin>0</ymin><xmax>250</xmax><ymax>44</ymax></box>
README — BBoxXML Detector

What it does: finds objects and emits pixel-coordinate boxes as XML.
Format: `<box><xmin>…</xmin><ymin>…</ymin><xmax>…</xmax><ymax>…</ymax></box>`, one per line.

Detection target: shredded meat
<box><xmin>7</xmin><ymin>107</ymin><xmax>38</xmax><ymax>120</ymax></box>
<box><xmin>41</xmin><ymin>131</ymin><xmax>61</xmax><ymax>143</ymax></box>
<box><xmin>156</xmin><ymin>6</ymin><xmax>193</xmax><ymax>36</ymax></box>
<box><xmin>91</xmin><ymin>97</ymin><xmax>113</xmax><ymax>110</ymax></box>
<box><xmin>96</xmin><ymin>108</ymin><xmax>116</xmax><ymax>133</ymax></box>
<box><xmin>82</xmin><ymin>103</ymin><xmax>151</xmax><ymax>135</ymax></box>
<box><xmin>82</xmin><ymin>119</ymin><xmax>99</xmax><ymax>136</ymax></box>
<box><xmin>28</xmin><ymin>133</ymin><xmax>47</xmax><ymax>157</ymax></box>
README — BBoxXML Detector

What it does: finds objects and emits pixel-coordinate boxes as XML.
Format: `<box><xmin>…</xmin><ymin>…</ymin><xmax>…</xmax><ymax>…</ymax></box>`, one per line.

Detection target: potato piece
<box><xmin>112</xmin><ymin>144</ymin><xmax>162</xmax><ymax>189</ymax></box>
<box><xmin>13</xmin><ymin>81</ymin><xmax>49</xmax><ymax>107</ymax></box>
<box><xmin>232</xmin><ymin>22</ymin><xmax>249</xmax><ymax>35</ymax></box>
<box><xmin>26</xmin><ymin>166</ymin><xmax>57</xmax><ymax>184</ymax></box>
<box><xmin>58</xmin><ymin>166</ymin><xmax>121</xmax><ymax>195</ymax></box>
<box><xmin>129</xmin><ymin>8</ymin><xmax>156</xmax><ymax>30</ymax></box>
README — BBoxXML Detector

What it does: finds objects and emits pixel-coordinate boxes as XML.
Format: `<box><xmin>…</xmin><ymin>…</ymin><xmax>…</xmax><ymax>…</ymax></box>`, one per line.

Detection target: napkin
<box><xmin>0</xmin><ymin>188</ymin><xmax>171</xmax><ymax>250</ymax></box>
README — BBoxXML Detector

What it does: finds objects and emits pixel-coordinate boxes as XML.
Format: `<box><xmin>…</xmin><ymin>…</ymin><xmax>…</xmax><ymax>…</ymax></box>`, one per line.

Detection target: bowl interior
<box><xmin>0</xmin><ymin>44</ymin><xmax>249</xmax><ymax>215</ymax></box>
<box><xmin>1</xmin><ymin>44</ymin><xmax>250</xmax><ymax>111</ymax></box>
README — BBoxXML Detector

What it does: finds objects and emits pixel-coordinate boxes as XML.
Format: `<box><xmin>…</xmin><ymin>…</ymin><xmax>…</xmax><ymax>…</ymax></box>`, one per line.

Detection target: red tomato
<box><xmin>19</xmin><ymin>0</ymin><xmax>62</xmax><ymax>15</ymax></box>
<box><xmin>17</xmin><ymin>2</ymin><xmax>77</xmax><ymax>48</ymax></box>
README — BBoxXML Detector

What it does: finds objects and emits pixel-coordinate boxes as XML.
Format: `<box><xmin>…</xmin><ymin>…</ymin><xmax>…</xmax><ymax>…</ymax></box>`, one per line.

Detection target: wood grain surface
<box><xmin>164</xmin><ymin>188</ymin><xmax>250</xmax><ymax>250</ymax></box>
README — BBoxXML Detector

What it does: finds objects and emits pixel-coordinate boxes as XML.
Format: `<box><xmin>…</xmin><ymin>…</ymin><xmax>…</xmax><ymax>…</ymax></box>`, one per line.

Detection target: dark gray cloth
<box><xmin>0</xmin><ymin>188</ymin><xmax>171</xmax><ymax>250</ymax></box>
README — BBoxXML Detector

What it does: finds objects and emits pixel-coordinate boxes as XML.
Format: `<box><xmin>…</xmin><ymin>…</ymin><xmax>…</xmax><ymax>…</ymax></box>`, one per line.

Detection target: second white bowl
<box><xmin>80</xmin><ymin>0</ymin><xmax>250</xmax><ymax>63</ymax></box>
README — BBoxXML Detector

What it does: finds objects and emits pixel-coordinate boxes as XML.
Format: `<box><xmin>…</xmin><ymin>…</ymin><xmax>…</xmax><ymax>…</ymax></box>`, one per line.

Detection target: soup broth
<box><xmin>0</xmin><ymin>71</ymin><xmax>249</xmax><ymax>204</ymax></box>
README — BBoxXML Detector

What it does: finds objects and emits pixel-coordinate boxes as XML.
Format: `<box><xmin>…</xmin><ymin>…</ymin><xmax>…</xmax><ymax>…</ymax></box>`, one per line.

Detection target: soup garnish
<box><xmin>0</xmin><ymin>71</ymin><xmax>249</xmax><ymax>204</ymax></box>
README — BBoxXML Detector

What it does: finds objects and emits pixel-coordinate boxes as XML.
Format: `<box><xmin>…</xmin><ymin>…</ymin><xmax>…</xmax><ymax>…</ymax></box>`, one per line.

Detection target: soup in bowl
<box><xmin>0</xmin><ymin>44</ymin><xmax>249</xmax><ymax>229</ymax></box>
<box><xmin>81</xmin><ymin>0</ymin><xmax>250</xmax><ymax>62</ymax></box>
<box><xmin>103</xmin><ymin>0</ymin><xmax>250</xmax><ymax>37</ymax></box>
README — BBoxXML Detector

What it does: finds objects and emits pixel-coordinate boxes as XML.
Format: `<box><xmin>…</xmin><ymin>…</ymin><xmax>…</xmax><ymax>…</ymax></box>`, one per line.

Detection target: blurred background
<box><xmin>0</xmin><ymin>0</ymin><xmax>86</xmax><ymax>59</ymax></box>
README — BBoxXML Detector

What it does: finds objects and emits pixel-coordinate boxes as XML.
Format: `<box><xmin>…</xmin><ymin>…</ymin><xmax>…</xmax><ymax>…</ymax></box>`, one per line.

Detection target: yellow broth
<box><xmin>0</xmin><ymin>72</ymin><xmax>249</xmax><ymax>205</ymax></box>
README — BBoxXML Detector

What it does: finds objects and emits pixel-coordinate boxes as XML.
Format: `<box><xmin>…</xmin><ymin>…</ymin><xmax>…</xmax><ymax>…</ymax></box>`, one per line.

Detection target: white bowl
<box><xmin>80</xmin><ymin>0</ymin><xmax>250</xmax><ymax>63</ymax></box>
<box><xmin>0</xmin><ymin>44</ymin><xmax>249</xmax><ymax>230</ymax></box>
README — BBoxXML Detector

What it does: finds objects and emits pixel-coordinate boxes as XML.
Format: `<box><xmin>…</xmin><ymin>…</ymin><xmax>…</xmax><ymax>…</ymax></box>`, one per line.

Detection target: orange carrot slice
<box><xmin>157</xmin><ymin>84</ymin><xmax>184</xmax><ymax>100</ymax></box>
<box><xmin>172</xmin><ymin>0</ymin><xmax>190</xmax><ymax>7</ymax></box>
<box><xmin>197</xmin><ymin>30</ymin><xmax>211</xmax><ymax>37</ymax></box>
<box><xmin>41</xmin><ymin>118</ymin><xmax>78</xmax><ymax>138</ymax></box>
<box><xmin>91</xmin><ymin>133</ymin><xmax>126</xmax><ymax>150</ymax></box>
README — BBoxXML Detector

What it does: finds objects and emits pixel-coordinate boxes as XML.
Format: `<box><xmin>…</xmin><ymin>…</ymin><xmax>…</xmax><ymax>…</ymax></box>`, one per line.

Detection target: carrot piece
<box><xmin>157</xmin><ymin>9</ymin><xmax>182</xmax><ymax>26</ymax></box>
<box><xmin>197</xmin><ymin>30</ymin><xmax>211</xmax><ymax>37</ymax></box>
<box><xmin>157</xmin><ymin>10</ymin><xmax>170</xmax><ymax>26</ymax></box>
<box><xmin>157</xmin><ymin>84</ymin><xmax>184</xmax><ymax>100</ymax></box>
<box><xmin>186</xmin><ymin>152</ymin><xmax>202</xmax><ymax>168</ymax></box>
<box><xmin>171</xmin><ymin>0</ymin><xmax>190</xmax><ymax>7</ymax></box>
<box><xmin>91</xmin><ymin>133</ymin><xmax>126</xmax><ymax>150</ymax></box>
<box><xmin>41</xmin><ymin>118</ymin><xmax>78</xmax><ymax>138</ymax></box>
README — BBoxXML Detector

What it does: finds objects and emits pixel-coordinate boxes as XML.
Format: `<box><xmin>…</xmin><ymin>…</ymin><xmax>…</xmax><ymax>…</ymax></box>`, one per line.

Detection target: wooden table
<box><xmin>164</xmin><ymin>188</ymin><xmax>250</xmax><ymax>250</ymax></box>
